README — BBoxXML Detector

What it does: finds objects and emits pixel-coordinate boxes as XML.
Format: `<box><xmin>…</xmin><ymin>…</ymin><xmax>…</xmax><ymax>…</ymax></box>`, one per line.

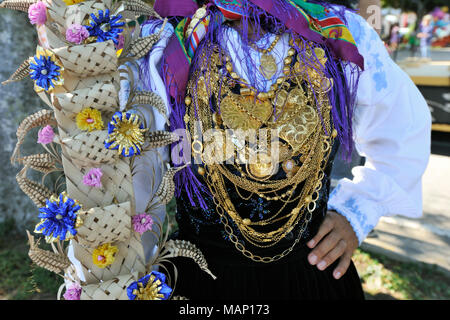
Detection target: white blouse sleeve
<box><xmin>327</xmin><ymin>12</ymin><xmax>432</xmax><ymax>244</ymax></box>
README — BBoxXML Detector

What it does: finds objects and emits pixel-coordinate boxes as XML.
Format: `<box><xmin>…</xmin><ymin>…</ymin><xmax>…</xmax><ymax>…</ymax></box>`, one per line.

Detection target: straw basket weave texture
<box><xmin>80</xmin><ymin>272</ymin><xmax>138</xmax><ymax>300</ymax></box>
<box><xmin>34</xmin><ymin>0</ymin><xmax>148</xmax><ymax>287</ymax></box>
<box><xmin>77</xmin><ymin>202</ymin><xmax>132</xmax><ymax>248</ymax></box>
<box><xmin>46</xmin><ymin>0</ymin><xmax>113</xmax><ymax>28</ymax></box>
<box><xmin>53</xmin><ymin>41</ymin><xmax>119</xmax><ymax>77</ymax></box>
<box><xmin>54</xmin><ymin>82</ymin><xmax>119</xmax><ymax>117</ymax></box>
<box><xmin>60</xmin><ymin>130</ymin><xmax>119</xmax><ymax>167</ymax></box>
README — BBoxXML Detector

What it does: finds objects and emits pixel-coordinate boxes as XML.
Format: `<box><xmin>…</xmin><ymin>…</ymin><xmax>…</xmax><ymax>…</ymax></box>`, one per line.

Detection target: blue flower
<box><xmin>34</xmin><ymin>192</ymin><xmax>82</xmax><ymax>243</ymax></box>
<box><xmin>86</xmin><ymin>9</ymin><xmax>125</xmax><ymax>44</ymax></box>
<box><xmin>104</xmin><ymin>111</ymin><xmax>147</xmax><ymax>157</ymax></box>
<box><xmin>29</xmin><ymin>47</ymin><xmax>64</xmax><ymax>93</ymax></box>
<box><xmin>127</xmin><ymin>271</ymin><xmax>173</xmax><ymax>300</ymax></box>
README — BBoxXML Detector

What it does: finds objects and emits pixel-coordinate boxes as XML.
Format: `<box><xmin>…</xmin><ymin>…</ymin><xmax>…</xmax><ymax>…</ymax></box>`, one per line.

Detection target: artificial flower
<box><xmin>86</xmin><ymin>9</ymin><xmax>125</xmax><ymax>45</ymax></box>
<box><xmin>104</xmin><ymin>111</ymin><xmax>147</xmax><ymax>157</ymax></box>
<box><xmin>29</xmin><ymin>47</ymin><xmax>64</xmax><ymax>93</ymax></box>
<box><xmin>37</xmin><ymin>125</ymin><xmax>55</xmax><ymax>144</ymax></box>
<box><xmin>127</xmin><ymin>271</ymin><xmax>173</xmax><ymax>300</ymax></box>
<box><xmin>34</xmin><ymin>192</ymin><xmax>83</xmax><ymax>243</ymax></box>
<box><xmin>82</xmin><ymin>168</ymin><xmax>103</xmax><ymax>188</ymax></box>
<box><xmin>76</xmin><ymin>107</ymin><xmax>104</xmax><ymax>132</ymax></box>
<box><xmin>92</xmin><ymin>243</ymin><xmax>118</xmax><ymax>268</ymax></box>
<box><xmin>132</xmin><ymin>213</ymin><xmax>153</xmax><ymax>235</ymax></box>
<box><xmin>66</xmin><ymin>24</ymin><xmax>89</xmax><ymax>44</ymax></box>
<box><xmin>28</xmin><ymin>1</ymin><xmax>47</xmax><ymax>25</ymax></box>
<box><xmin>62</xmin><ymin>0</ymin><xmax>85</xmax><ymax>5</ymax></box>
<box><xmin>63</xmin><ymin>282</ymin><xmax>82</xmax><ymax>300</ymax></box>
<box><xmin>115</xmin><ymin>33</ymin><xmax>124</xmax><ymax>50</ymax></box>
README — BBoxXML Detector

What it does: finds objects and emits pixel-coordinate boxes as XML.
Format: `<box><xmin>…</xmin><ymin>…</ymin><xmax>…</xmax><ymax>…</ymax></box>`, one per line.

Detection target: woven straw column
<box><xmin>38</xmin><ymin>0</ymin><xmax>147</xmax><ymax>286</ymax></box>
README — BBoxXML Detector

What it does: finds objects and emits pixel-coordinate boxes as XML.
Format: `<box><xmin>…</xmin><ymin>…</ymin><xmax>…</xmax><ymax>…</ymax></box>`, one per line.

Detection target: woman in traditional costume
<box><xmin>134</xmin><ymin>0</ymin><xmax>430</xmax><ymax>300</ymax></box>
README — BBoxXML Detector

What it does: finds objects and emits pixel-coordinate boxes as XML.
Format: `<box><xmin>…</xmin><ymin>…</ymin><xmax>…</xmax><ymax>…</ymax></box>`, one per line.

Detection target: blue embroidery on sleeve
<box><xmin>343</xmin><ymin>197</ymin><xmax>375</xmax><ymax>236</ymax></box>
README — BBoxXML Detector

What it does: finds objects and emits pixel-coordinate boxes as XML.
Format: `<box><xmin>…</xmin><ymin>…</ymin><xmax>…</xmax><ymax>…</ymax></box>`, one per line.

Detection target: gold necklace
<box><xmin>183</xmin><ymin>40</ymin><xmax>337</xmax><ymax>262</ymax></box>
<box><xmin>250</xmin><ymin>34</ymin><xmax>281</xmax><ymax>80</ymax></box>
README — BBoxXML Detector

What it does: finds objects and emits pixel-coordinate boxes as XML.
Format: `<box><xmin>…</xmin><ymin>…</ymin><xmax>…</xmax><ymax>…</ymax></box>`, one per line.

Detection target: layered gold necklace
<box><xmin>250</xmin><ymin>34</ymin><xmax>281</xmax><ymax>80</ymax></box>
<box><xmin>183</xmin><ymin>37</ymin><xmax>337</xmax><ymax>263</ymax></box>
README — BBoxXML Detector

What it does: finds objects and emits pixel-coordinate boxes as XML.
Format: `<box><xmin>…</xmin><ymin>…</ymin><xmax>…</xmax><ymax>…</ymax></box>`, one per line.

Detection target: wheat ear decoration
<box><xmin>0</xmin><ymin>0</ymin><xmax>37</xmax><ymax>12</ymax></box>
<box><xmin>27</xmin><ymin>230</ymin><xmax>71</xmax><ymax>274</ymax></box>
<box><xmin>11</xmin><ymin>109</ymin><xmax>56</xmax><ymax>163</ymax></box>
<box><xmin>161</xmin><ymin>239</ymin><xmax>217</xmax><ymax>280</ymax></box>
<box><xmin>2</xmin><ymin>58</ymin><xmax>30</xmax><ymax>85</ymax></box>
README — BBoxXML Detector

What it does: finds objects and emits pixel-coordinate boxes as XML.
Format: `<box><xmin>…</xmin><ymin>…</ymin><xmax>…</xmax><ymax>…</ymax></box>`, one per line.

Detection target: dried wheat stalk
<box><xmin>19</xmin><ymin>153</ymin><xmax>56</xmax><ymax>174</ymax></box>
<box><xmin>2</xmin><ymin>58</ymin><xmax>30</xmax><ymax>85</ymax></box>
<box><xmin>163</xmin><ymin>240</ymin><xmax>217</xmax><ymax>280</ymax></box>
<box><xmin>27</xmin><ymin>230</ymin><xmax>71</xmax><ymax>274</ymax></box>
<box><xmin>146</xmin><ymin>131</ymin><xmax>179</xmax><ymax>149</ymax></box>
<box><xmin>12</xmin><ymin>109</ymin><xmax>56</xmax><ymax>163</ymax></box>
<box><xmin>120</xmin><ymin>0</ymin><xmax>161</xmax><ymax>19</ymax></box>
<box><xmin>130</xmin><ymin>91</ymin><xmax>167</xmax><ymax>117</ymax></box>
<box><xmin>16</xmin><ymin>166</ymin><xmax>55</xmax><ymax>208</ymax></box>
<box><xmin>154</xmin><ymin>166</ymin><xmax>184</xmax><ymax>205</ymax></box>
<box><xmin>0</xmin><ymin>0</ymin><xmax>37</xmax><ymax>12</ymax></box>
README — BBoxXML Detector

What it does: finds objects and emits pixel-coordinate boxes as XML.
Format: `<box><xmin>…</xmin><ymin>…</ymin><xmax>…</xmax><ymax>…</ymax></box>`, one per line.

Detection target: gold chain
<box><xmin>183</xmin><ymin>40</ymin><xmax>336</xmax><ymax>262</ymax></box>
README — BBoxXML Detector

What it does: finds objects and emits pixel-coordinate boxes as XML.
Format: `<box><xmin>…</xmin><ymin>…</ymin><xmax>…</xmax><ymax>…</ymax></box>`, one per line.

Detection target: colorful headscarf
<box><xmin>155</xmin><ymin>0</ymin><xmax>364</xmax><ymax>100</ymax></box>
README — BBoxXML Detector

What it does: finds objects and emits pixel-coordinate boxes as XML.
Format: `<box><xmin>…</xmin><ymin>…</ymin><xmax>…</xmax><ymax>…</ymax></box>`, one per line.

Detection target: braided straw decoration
<box><xmin>146</xmin><ymin>131</ymin><xmax>179</xmax><ymax>149</ymax></box>
<box><xmin>16</xmin><ymin>166</ymin><xmax>55</xmax><ymax>208</ymax></box>
<box><xmin>120</xmin><ymin>0</ymin><xmax>161</xmax><ymax>19</ymax></box>
<box><xmin>18</xmin><ymin>153</ymin><xmax>56</xmax><ymax>174</ymax></box>
<box><xmin>46</xmin><ymin>0</ymin><xmax>112</xmax><ymax>28</ymax></box>
<box><xmin>127</xmin><ymin>34</ymin><xmax>160</xmax><ymax>60</ymax></box>
<box><xmin>80</xmin><ymin>273</ymin><xmax>138</xmax><ymax>300</ymax></box>
<box><xmin>27</xmin><ymin>231</ymin><xmax>71</xmax><ymax>274</ymax></box>
<box><xmin>154</xmin><ymin>167</ymin><xmax>181</xmax><ymax>205</ymax></box>
<box><xmin>11</xmin><ymin>0</ymin><xmax>214</xmax><ymax>300</ymax></box>
<box><xmin>53</xmin><ymin>82</ymin><xmax>119</xmax><ymax>117</ymax></box>
<box><xmin>163</xmin><ymin>240</ymin><xmax>217</xmax><ymax>280</ymax></box>
<box><xmin>60</xmin><ymin>130</ymin><xmax>119</xmax><ymax>167</ymax></box>
<box><xmin>0</xmin><ymin>0</ymin><xmax>36</xmax><ymax>12</ymax></box>
<box><xmin>2</xmin><ymin>58</ymin><xmax>30</xmax><ymax>85</ymax></box>
<box><xmin>52</xmin><ymin>41</ymin><xmax>119</xmax><ymax>77</ymax></box>
<box><xmin>76</xmin><ymin>202</ymin><xmax>132</xmax><ymax>248</ymax></box>
<box><xmin>12</xmin><ymin>109</ymin><xmax>56</xmax><ymax>163</ymax></box>
<box><xmin>130</xmin><ymin>91</ymin><xmax>167</xmax><ymax>117</ymax></box>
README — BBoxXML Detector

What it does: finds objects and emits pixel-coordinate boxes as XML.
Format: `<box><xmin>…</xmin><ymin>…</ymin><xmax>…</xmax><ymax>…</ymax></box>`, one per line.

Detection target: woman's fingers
<box><xmin>316</xmin><ymin>239</ymin><xmax>347</xmax><ymax>271</ymax></box>
<box><xmin>307</xmin><ymin>216</ymin><xmax>334</xmax><ymax>249</ymax></box>
<box><xmin>308</xmin><ymin>231</ymin><xmax>341</xmax><ymax>266</ymax></box>
<box><xmin>333</xmin><ymin>251</ymin><xmax>353</xmax><ymax>280</ymax></box>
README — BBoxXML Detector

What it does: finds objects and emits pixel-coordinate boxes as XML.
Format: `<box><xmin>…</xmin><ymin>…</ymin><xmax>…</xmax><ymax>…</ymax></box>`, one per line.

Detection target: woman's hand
<box><xmin>307</xmin><ymin>210</ymin><xmax>359</xmax><ymax>279</ymax></box>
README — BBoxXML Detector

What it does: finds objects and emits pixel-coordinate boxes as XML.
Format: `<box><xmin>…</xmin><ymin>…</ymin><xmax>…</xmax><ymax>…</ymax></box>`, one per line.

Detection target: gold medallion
<box><xmin>247</xmin><ymin>152</ymin><xmax>278</xmax><ymax>180</ymax></box>
<box><xmin>260</xmin><ymin>53</ymin><xmax>278</xmax><ymax>80</ymax></box>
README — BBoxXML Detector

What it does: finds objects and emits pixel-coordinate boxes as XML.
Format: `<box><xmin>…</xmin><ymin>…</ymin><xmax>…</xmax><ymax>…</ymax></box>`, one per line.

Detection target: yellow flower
<box><xmin>92</xmin><ymin>243</ymin><xmax>118</xmax><ymax>268</ymax></box>
<box><xmin>76</xmin><ymin>107</ymin><xmax>104</xmax><ymax>132</ymax></box>
<box><xmin>62</xmin><ymin>0</ymin><xmax>85</xmax><ymax>5</ymax></box>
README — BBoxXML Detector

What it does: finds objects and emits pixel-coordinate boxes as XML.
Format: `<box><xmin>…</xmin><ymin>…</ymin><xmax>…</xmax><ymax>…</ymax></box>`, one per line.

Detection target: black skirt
<box><xmin>169</xmin><ymin>234</ymin><xmax>365</xmax><ymax>300</ymax></box>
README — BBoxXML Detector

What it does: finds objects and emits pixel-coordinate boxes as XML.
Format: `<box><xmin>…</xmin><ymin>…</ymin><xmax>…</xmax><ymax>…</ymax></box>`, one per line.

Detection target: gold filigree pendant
<box><xmin>260</xmin><ymin>53</ymin><xmax>278</xmax><ymax>80</ymax></box>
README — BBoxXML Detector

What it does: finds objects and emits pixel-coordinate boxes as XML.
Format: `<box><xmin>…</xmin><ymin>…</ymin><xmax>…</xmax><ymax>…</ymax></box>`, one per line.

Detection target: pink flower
<box><xmin>63</xmin><ymin>282</ymin><xmax>81</xmax><ymax>300</ymax></box>
<box><xmin>115</xmin><ymin>33</ymin><xmax>125</xmax><ymax>50</ymax></box>
<box><xmin>132</xmin><ymin>213</ymin><xmax>154</xmax><ymax>235</ymax></box>
<box><xmin>28</xmin><ymin>1</ymin><xmax>47</xmax><ymax>25</ymax></box>
<box><xmin>83</xmin><ymin>168</ymin><xmax>103</xmax><ymax>188</ymax></box>
<box><xmin>66</xmin><ymin>24</ymin><xmax>90</xmax><ymax>44</ymax></box>
<box><xmin>37</xmin><ymin>125</ymin><xmax>55</xmax><ymax>144</ymax></box>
